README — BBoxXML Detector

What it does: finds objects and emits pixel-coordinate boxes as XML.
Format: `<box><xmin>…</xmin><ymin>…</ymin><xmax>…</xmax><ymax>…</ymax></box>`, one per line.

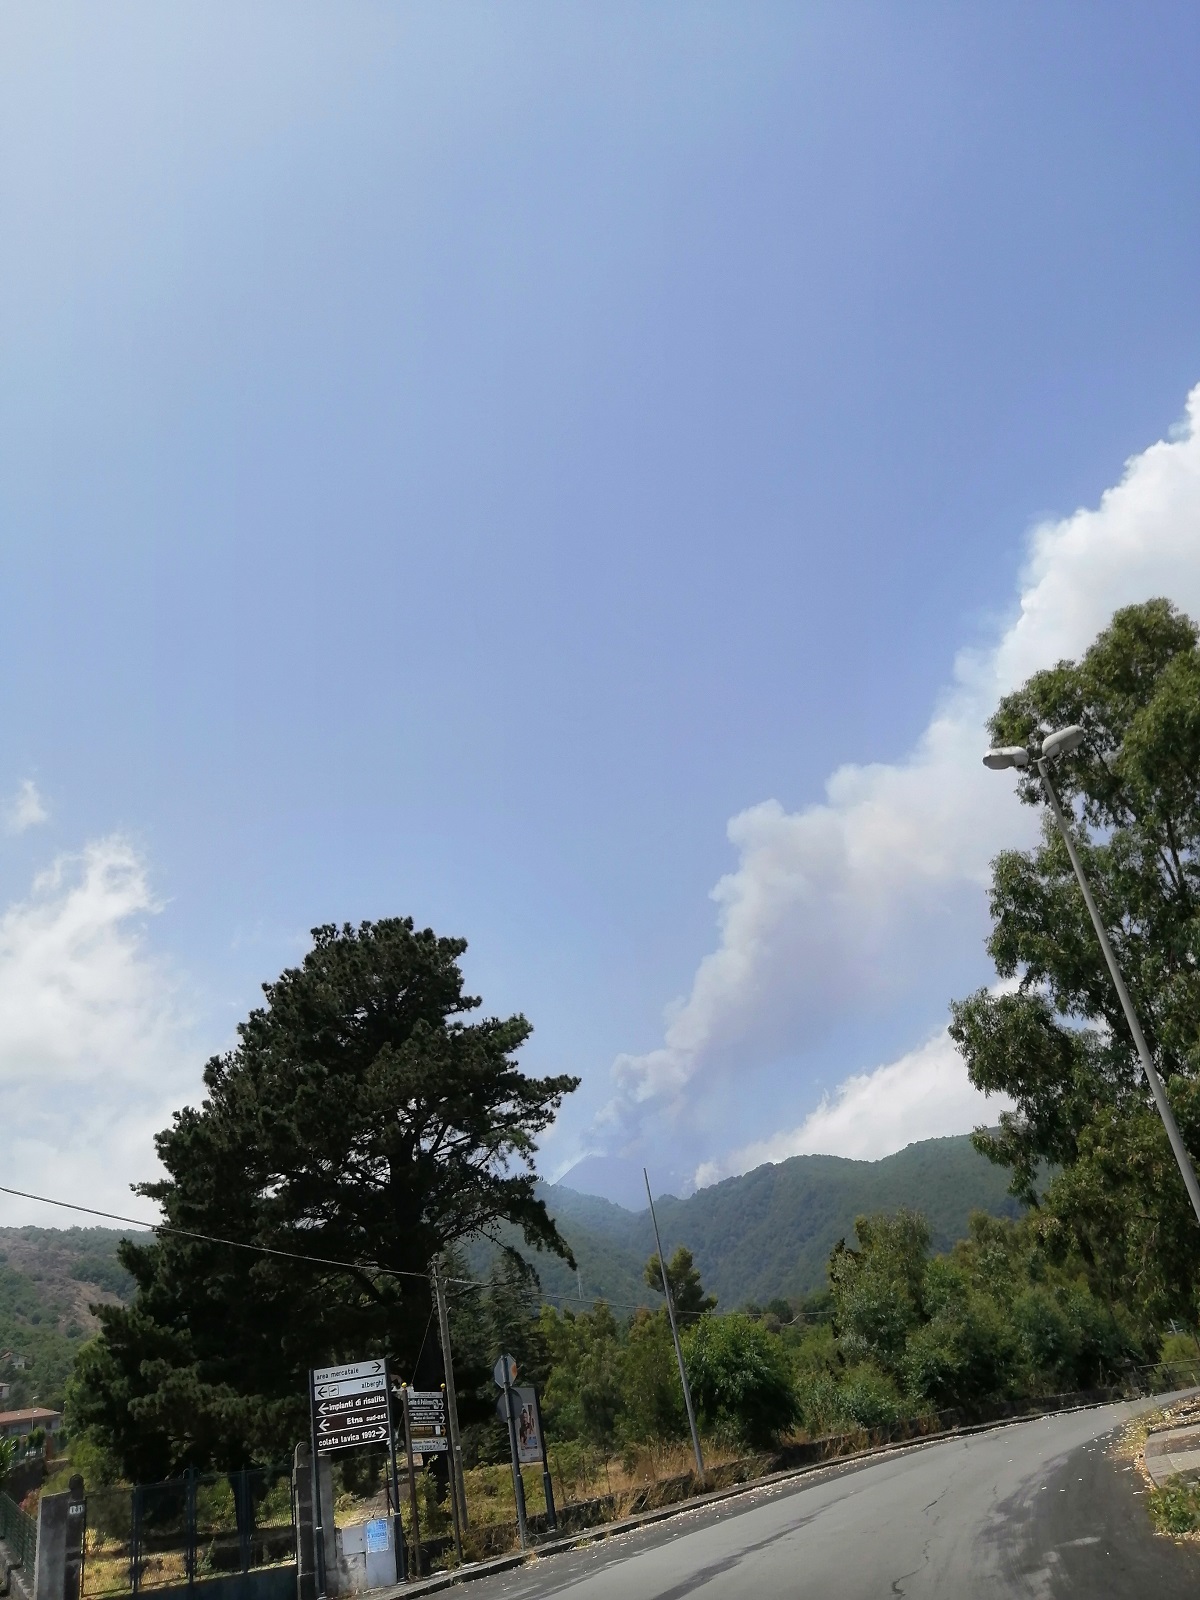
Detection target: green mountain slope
<box><xmin>1</xmin><ymin>1138</ymin><xmax>1019</xmax><ymax>1408</ymax></box>
<box><xmin>0</xmin><ymin>1227</ymin><xmax>139</xmax><ymax>1411</ymax></box>
<box><xmin>504</xmin><ymin>1135</ymin><xmax>1023</xmax><ymax>1310</ymax></box>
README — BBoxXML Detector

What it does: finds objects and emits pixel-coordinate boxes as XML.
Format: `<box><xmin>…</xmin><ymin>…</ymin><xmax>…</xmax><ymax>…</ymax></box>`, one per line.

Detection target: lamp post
<box><xmin>983</xmin><ymin>725</ymin><xmax>1200</xmax><ymax>1229</ymax></box>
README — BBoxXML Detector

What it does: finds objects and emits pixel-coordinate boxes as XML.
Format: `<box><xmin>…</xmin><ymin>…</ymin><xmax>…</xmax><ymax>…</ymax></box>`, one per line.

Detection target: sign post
<box><xmin>383</xmin><ymin>1360</ymin><xmax>406</xmax><ymax>1583</ymax></box>
<box><xmin>531</xmin><ymin>1389</ymin><xmax>556</xmax><ymax>1533</ymax></box>
<box><xmin>506</xmin><ymin>1384</ymin><xmax>554</xmax><ymax>1532</ymax></box>
<box><xmin>310</xmin><ymin>1361</ymin><xmax>391</xmax><ymax>1452</ymax></box>
<box><xmin>399</xmin><ymin>1386</ymin><xmax>421</xmax><ymax>1579</ymax></box>
<box><xmin>308</xmin><ymin>1359</ymin><xmax>405</xmax><ymax>1587</ymax></box>
<box><xmin>440</xmin><ymin>1384</ymin><xmax>464</xmax><ymax>1562</ymax></box>
<box><xmin>308</xmin><ymin>1402</ymin><xmax>327</xmax><ymax>1598</ymax></box>
<box><xmin>404</xmin><ymin>1388</ymin><xmax>460</xmax><ymax>1563</ymax></box>
<box><xmin>493</xmin><ymin>1354</ymin><xmax>528</xmax><ymax>1550</ymax></box>
<box><xmin>432</xmin><ymin>1260</ymin><xmax>469</xmax><ymax>1531</ymax></box>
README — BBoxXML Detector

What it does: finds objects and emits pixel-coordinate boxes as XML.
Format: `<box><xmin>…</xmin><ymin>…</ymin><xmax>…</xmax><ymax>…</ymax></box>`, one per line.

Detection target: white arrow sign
<box><xmin>316</xmin><ymin>1423</ymin><xmax>388</xmax><ymax>1451</ymax></box>
<box><xmin>313</xmin><ymin>1375</ymin><xmax>387</xmax><ymax>1400</ymax></box>
<box><xmin>312</xmin><ymin>1359</ymin><xmax>385</xmax><ymax>1385</ymax></box>
<box><xmin>317</xmin><ymin>1398</ymin><xmax>390</xmax><ymax>1417</ymax></box>
<box><xmin>317</xmin><ymin>1412</ymin><xmax>388</xmax><ymax>1433</ymax></box>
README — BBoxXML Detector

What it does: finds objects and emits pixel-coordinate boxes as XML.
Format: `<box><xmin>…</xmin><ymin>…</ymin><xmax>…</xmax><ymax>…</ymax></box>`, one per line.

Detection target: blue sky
<box><xmin>3</xmin><ymin>3</ymin><xmax>1200</xmax><ymax>1215</ymax></box>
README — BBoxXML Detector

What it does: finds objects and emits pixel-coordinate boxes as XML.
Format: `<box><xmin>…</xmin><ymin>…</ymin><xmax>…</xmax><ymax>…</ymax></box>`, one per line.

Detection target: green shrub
<box><xmin>1147</xmin><ymin>1478</ymin><xmax>1200</xmax><ymax>1535</ymax></box>
<box><xmin>619</xmin><ymin>1311</ymin><xmax>685</xmax><ymax>1445</ymax></box>
<box><xmin>836</xmin><ymin>1365</ymin><xmax>906</xmax><ymax>1430</ymax></box>
<box><xmin>683</xmin><ymin>1315</ymin><xmax>799</xmax><ymax>1450</ymax></box>
<box><xmin>902</xmin><ymin>1266</ymin><xmax>1018</xmax><ymax>1409</ymax></box>
<box><xmin>829</xmin><ymin>1211</ymin><xmax>930</xmax><ymax>1374</ymax></box>
<box><xmin>789</xmin><ymin>1323</ymin><xmax>838</xmax><ymax>1376</ymax></box>
<box><xmin>1160</xmin><ymin>1332</ymin><xmax>1200</xmax><ymax>1365</ymax></box>
<box><xmin>793</xmin><ymin>1363</ymin><xmax>906</xmax><ymax>1436</ymax></box>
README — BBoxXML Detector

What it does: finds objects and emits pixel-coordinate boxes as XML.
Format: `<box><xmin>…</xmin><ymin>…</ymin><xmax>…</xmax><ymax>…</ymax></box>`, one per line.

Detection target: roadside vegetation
<box><xmin>1147</xmin><ymin>1479</ymin><xmax>1200</xmax><ymax>1537</ymax></box>
<box><xmin>513</xmin><ymin>1206</ymin><xmax>1151</xmax><ymax>1470</ymax></box>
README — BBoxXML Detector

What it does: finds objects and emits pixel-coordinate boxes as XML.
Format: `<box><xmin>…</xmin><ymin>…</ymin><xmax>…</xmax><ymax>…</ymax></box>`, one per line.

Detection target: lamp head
<box><xmin>1039</xmin><ymin>724</ymin><xmax>1085</xmax><ymax>762</ymax></box>
<box><xmin>982</xmin><ymin>746</ymin><xmax>1031</xmax><ymax>771</ymax></box>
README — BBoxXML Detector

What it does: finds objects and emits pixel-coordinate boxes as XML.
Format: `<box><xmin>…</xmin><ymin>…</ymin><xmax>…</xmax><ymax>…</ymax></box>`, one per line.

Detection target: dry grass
<box><xmin>322</xmin><ymin>1437</ymin><xmax>767</xmax><ymax>1571</ymax></box>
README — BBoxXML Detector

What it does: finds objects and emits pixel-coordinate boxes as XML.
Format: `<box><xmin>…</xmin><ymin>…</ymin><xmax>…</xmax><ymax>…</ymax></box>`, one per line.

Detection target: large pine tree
<box><xmin>69</xmin><ymin>919</ymin><xmax>578</xmax><ymax>1478</ymax></box>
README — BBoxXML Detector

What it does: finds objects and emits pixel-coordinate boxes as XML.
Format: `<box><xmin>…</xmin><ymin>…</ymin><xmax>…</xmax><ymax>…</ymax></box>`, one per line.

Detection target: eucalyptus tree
<box><xmin>951</xmin><ymin>599</ymin><xmax>1200</xmax><ymax>1326</ymax></box>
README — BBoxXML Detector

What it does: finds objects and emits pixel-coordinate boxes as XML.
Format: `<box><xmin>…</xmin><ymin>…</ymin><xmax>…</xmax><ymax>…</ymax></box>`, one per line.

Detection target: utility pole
<box><xmin>432</xmin><ymin>1260</ymin><xmax>469</xmax><ymax>1529</ymax></box>
<box><xmin>644</xmin><ymin>1168</ymin><xmax>704</xmax><ymax>1483</ymax></box>
<box><xmin>399</xmin><ymin>1385</ymin><xmax>421</xmax><ymax>1579</ymax></box>
<box><xmin>497</xmin><ymin>1354</ymin><xmax>529</xmax><ymax>1550</ymax></box>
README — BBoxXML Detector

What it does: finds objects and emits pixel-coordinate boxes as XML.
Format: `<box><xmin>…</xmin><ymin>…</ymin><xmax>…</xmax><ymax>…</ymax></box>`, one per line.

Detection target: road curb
<box><xmin>389</xmin><ymin>1391</ymin><xmax>1159</xmax><ymax>1596</ymax></box>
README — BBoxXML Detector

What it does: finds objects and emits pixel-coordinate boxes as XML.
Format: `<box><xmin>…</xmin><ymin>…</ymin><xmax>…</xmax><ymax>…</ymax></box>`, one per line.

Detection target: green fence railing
<box><xmin>83</xmin><ymin>1464</ymin><xmax>295</xmax><ymax>1597</ymax></box>
<box><xmin>0</xmin><ymin>1487</ymin><xmax>38</xmax><ymax>1573</ymax></box>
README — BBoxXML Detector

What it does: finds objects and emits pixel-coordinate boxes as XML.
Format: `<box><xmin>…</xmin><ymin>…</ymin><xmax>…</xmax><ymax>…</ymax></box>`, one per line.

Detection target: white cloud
<box><xmin>609</xmin><ymin>384</ymin><xmax>1200</xmax><ymax>1160</ymax></box>
<box><xmin>4</xmin><ymin>779</ymin><xmax>48</xmax><ymax>834</ymax></box>
<box><xmin>0</xmin><ymin>837</ymin><xmax>200</xmax><ymax>1227</ymax></box>
<box><xmin>694</xmin><ymin>1021</ymin><xmax>1006</xmax><ymax>1187</ymax></box>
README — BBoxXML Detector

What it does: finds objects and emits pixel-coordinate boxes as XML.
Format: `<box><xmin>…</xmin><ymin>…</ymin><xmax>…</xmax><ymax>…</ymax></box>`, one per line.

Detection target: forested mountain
<box><xmin>0</xmin><ymin>1227</ymin><xmax>139</xmax><ymax>1411</ymax></box>
<box><xmin>0</xmin><ymin>1132</ymin><xmax>1024</xmax><ymax>1420</ymax></box>
<box><xmin>0</xmin><ymin>1137</ymin><xmax>1019</xmax><ymax>1413</ymax></box>
<box><xmin>478</xmin><ymin>1134</ymin><xmax>1025</xmax><ymax>1310</ymax></box>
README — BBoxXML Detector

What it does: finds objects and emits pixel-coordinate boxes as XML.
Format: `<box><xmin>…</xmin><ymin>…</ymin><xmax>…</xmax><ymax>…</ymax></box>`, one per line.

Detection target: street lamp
<box><xmin>984</xmin><ymin>725</ymin><xmax>1200</xmax><ymax>1230</ymax></box>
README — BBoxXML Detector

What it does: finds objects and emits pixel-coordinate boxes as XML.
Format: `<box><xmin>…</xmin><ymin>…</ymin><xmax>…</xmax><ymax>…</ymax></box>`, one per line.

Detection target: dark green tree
<box><xmin>68</xmin><ymin>919</ymin><xmax>578</xmax><ymax>1478</ymax></box>
<box><xmin>828</xmin><ymin>1210</ymin><xmax>930</xmax><ymax>1374</ymax></box>
<box><xmin>949</xmin><ymin>599</ymin><xmax>1200</xmax><ymax>1326</ymax></box>
<box><xmin>619</xmin><ymin>1308</ymin><xmax>687</xmax><ymax>1444</ymax></box>
<box><xmin>643</xmin><ymin>1246</ymin><xmax>716</xmax><ymax>1324</ymax></box>
<box><xmin>900</xmin><ymin>1256</ymin><xmax>1018</xmax><ymax>1409</ymax></box>
<box><xmin>538</xmin><ymin>1302</ymin><xmax>624</xmax><ymax>1448</ymax></box>
<box><xmin>682</xmin><ymin>1314</ymin><xmax>800</xmax><ymax>1450</ymax></box>
<box><xmin>485</xmin><ymin>1253</ymin><xmax>550</xmax><ymax>1390</ymax></box>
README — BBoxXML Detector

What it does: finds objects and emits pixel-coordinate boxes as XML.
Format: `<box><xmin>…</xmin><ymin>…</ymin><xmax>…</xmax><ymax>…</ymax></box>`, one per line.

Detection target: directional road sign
<box><xmin>313</xmin><ymin>1360</ymin><xmax>386</xmax><ymax>1385</ymax></box>
<box><xmin>313</xmin><ymin>1374</ymin><xmax>387</xmax><ymax>1400</ymax></box>
<box><xmin>314</xmin><ymin>1395</ymin><xmax>390</xmax><ymax>1421</ymax></box>
<box><xmin>406</xmin><ymin>1390</ymin><xmax>448</xmax><ymax>1454</ymax></box>
<box><xmin>406</xmin><ymin>1391</ymin><xmax>445</xmax><ymax>1417</ymax></box>
<box><xmin>314</xmin><ymin>1419</ymin><xmax>389</xmax><ymax>1452</ymax></box>
<box><xmin>310</xmin><ymin>1359</ymin><xmax>394</xmax><ymax>1455</ymax></box>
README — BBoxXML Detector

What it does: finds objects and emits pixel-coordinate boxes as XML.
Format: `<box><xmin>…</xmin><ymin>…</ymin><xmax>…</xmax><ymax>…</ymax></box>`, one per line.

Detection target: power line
<box><xmin>0</xmin><ymin>1180</ymin><xmax>824</xmax><ymax>1321</ymax></box>
<box><xmin>0</xmin><ymin>1182</ymin><xmax>431</xmax><ymax>1283</ymax></box>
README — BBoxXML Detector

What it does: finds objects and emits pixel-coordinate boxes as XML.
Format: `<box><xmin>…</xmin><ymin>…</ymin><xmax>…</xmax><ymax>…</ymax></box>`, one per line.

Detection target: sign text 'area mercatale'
<box><xmin>310</xmin><ymin>1360</ymin><xmax>391</xmax><ymax>1453</ymax></box>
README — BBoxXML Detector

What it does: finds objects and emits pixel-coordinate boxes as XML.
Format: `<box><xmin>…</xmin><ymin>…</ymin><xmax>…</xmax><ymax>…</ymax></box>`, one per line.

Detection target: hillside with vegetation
<box><xmin>0</xmin><ymin>1136</ymin><xmax>1017</xmax><ymax>1419</ymax></box>
<box><xmin>0</xmin><ymin>1228</ymin><xmax>137</xmax><ymax>1412</ymax></box>
<box><xmin>474</xmin><ymin>1134</ymin><xmax>1026</xmax><ymax>1311</ymax></box>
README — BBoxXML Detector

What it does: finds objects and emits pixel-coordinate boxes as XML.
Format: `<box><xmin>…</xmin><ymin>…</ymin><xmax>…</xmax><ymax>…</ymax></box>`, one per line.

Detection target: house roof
<box><xmin>0</xmin><ymin>1408</ymin><xmax>61</xmax><ymax>1427</ymax></box>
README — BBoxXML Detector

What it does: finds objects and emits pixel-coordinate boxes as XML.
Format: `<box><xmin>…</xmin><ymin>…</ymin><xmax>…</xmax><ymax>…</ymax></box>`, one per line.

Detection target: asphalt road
<box><xmin>456</xmin><ymin>1400</ymin><xmax>1200</xmax><ymax>1599</ymax></box>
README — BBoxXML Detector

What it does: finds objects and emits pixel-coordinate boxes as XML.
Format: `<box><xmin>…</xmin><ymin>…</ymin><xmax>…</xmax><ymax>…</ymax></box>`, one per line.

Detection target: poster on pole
<box><xmin>513</xmin><ymin>1386</ymin><xmax>543</xmax><ymax>1464</ymax></box>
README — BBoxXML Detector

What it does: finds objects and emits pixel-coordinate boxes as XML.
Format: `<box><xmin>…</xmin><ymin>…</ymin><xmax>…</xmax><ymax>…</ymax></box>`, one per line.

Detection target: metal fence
<box><xmin>82</xmin><ymin>1467</ymin><xmax>295</xmax><ymax>1598</ymax></box>
<box><xmin>1131</xmin><ymin>1359</ymin><xmax>1200</xmax><ymax>1394</ymax></box>
<box><xmin>0</xmin><ymin>1487</ymin><xmax>38</xmax><ymax>1573</ymax></box>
